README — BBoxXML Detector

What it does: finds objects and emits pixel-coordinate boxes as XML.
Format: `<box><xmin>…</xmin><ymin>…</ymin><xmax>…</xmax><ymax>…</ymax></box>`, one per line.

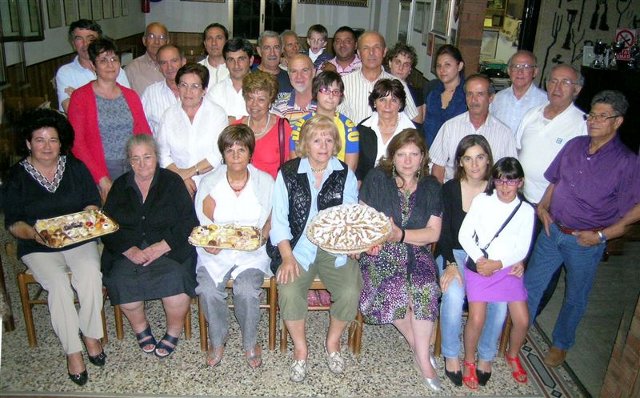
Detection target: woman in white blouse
<box><xmin>194</xmin><ymin>124</ymin><xmax>274</xmax><ymax>369</ymax></box>
<box><xmin>156</xmin><ymin>63</ymin><xmax>229</xmax><ymax>197</ymax></box>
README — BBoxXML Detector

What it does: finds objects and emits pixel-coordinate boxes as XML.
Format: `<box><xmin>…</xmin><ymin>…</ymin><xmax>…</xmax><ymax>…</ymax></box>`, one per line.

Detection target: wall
<box><xmin>3</xmin><ymin>0</ymin><xmax>146</xmax><ymax>67</ymax></box>
<box><xmin>144</xmin><ymin>0</ymin><xmax>374</xmax><ymax>37</ymax></box>
<box><xmin>531</xmin><ymin>0</ymin><xmax>639</xmax><ymax>85</ymax></box>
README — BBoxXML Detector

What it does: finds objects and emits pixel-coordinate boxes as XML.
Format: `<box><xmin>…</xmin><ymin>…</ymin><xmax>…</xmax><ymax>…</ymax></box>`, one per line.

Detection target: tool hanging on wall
<box><xmin>598</xmin><ymin>1</ymin><xmax>610</xmax><ymax>30</ymax></box>
<box><xmin>562</xmin><ymin>9</ymin><xmax>578</xmax><ymax>49</ymax></box>
<box><xmin>590</xmin><ymin>0</ymin><xmax>602</xmax><ymax>30</ymax></box>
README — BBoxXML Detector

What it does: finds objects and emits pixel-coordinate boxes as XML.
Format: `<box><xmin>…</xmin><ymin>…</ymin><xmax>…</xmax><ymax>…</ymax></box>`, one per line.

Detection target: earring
<box><xmin>392</xmin><ymin>164</ymin><xmax>397</xmax><ymax>178</ymax></box>
<box><xmin>417</xmin><ymin>169</ymin><xmax>422</xmax><ymax>180</ymax></box>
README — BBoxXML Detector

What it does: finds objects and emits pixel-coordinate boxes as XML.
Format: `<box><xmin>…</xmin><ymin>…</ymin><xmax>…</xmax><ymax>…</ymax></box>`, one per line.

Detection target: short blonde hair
<box><xmin>295</xmin><ymin>114</ymin><xmax>342</xmax><ymax>158</ymax></box>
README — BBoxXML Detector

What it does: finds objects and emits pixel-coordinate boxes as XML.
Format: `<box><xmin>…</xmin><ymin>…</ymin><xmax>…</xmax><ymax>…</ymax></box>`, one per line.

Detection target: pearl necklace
<box><xmin>227</xmin><ymin>171</ymin><xmax>249</xmax><ymax>193</ymax></box>
<box><xmin>248</xmin><ymin>113</ymin><xmax>271</xmax><ymax>137</ymax></box>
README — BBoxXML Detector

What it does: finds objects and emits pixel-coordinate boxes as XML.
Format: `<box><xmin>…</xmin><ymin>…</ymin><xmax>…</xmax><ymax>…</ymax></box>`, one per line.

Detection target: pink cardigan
<box><xmin>68</xmin><ymin>82</ymin><xmax>152</xmax><ymax>183</ymax></box>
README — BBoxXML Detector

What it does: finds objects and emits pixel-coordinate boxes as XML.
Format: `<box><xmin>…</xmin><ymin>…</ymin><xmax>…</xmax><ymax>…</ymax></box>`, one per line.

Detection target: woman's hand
<box><xmin>476</xmin><ymin>257</ymin><xmax>502</xmax><ymax>276</ymax></box>
<box><xmin>123</xmin><ymin>246</ymin><xmax>149</xmax><ymax>265</ymax></box>
<box><xmin>184</xmin><ymin>177</ymin><xmax>197</xmax><ymax>198</ymax></box>
<box><xmin>440</xmin><ymin>263</ymin><xmax>462</xmax><ymax>292</ymax></box>
<box><xmin>389</xmin><ymin>217</ymin><xmax>403</xmax><ymax>243</ymax></box>
<box><xmin>141</xmin><ymin>241</ymin><xmax>171</xmax><ymax>266</ymax></box>
<box><xmin>366</xmin><ymin>245</ymin><xmax>381</xmax><ymax>256</ymax></box>
<box><xmin>509</xmin><ymin>261</ymin><xmax>525</xmax><ymax>278</ymax></box>
<box><xmin>98</xmin><ymin>177</ymin><xmax>113</xmax><ymax>203</ymax></box>
<box><xmin>204</xmin><ymin>247</ymin><xmax>222</xmax><ymax>255</ymax></box>
<box><xmin>276</xmin><ymin>256</ymin><xmax>300</xmax><ymax>284</ymax></box>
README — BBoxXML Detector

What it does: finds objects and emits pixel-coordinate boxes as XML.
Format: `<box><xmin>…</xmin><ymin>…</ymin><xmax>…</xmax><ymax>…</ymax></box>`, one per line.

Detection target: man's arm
<box><xmin>536</xmin><ymin>183</ymin><xmax>555</xmax><ymax>236</ymax></box>
<box><xmin>431</xmin><ymin>164</ymin><xmax>445</xmax><ymax>184</ymax></box>
<box><xmin>575</xmin><ymin>202</ymin><xmax>640</xmax><ymax>246</ymax></box>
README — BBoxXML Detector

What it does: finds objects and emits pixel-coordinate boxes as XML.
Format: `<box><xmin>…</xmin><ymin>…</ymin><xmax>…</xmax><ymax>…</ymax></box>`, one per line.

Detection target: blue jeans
<box><xmin>437</xmin><ymin>250</ymin><xmax>508</xmax><ymax>361</ymax></box>
<box><xmin>524</xmin><ymin>223</ymin><xmax>605</xmax><ymax>350</ymax></box>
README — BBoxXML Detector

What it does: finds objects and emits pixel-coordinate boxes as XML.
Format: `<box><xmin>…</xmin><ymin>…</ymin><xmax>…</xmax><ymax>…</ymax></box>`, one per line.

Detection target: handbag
<box><xmin>277</xmin><ymin>117</ymin><xmax>286</xmax><ymax>167</ymax></box>
<box><xmin>465</xmin><ymin>200</ymin><xmax>522</xmax><ymax>273</ymax></box>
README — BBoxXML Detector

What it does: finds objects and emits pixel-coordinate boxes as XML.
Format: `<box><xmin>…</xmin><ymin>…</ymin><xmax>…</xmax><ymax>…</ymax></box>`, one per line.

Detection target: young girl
<box><xmin>458</xmin><ymin>157</ymin><xmax>534</xmax><ymax>390</ymax></box>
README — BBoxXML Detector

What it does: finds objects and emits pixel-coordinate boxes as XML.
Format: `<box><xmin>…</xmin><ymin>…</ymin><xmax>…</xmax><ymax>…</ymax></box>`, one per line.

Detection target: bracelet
<box><xmin>597</xmin><ymin>230</ymin><xmax>607</xmax><ymax>243</ymax></box>
<box><xmin>399</xmin><ymin>229</ymin><xmax>405</xmax><ymax>243</ymax></box>
<box><xmin>446</xmin><ymin>261</ymin><xmax>457</xmax><ymax>268</ymax></box>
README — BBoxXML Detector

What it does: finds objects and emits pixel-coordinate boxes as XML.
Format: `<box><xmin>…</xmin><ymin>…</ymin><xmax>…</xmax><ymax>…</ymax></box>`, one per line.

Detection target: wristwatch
<box><xmin>597</xmin><ymin>230</ymin><xmax>607</xmax><ymax>244</ymax></box>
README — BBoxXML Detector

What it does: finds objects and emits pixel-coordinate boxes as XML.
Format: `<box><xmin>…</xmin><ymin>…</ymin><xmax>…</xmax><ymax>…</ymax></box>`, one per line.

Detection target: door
<box><xmin>232</xmin><ymin>0</ymin><xmax>294</xmax><ymax>40</ymax></box>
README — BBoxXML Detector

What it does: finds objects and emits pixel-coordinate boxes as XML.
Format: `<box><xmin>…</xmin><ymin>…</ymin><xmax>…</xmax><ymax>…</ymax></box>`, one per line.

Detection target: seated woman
<box><xmin>101</xmin><ymin>135</ymin><xmax>198</xmax><ymax>358</ymax></box>
<box><xmin>358</xmin><ymin>128</ymin><xmax>443</xmax><ymax>392</ymax></box>
<box><xmin>68</xmin><ymin>37</ymin><xmax>152</xmax><ymax>201</ymax></box>
<box><xmin>458</xmin><ymin>157</ymin><xmax>534</xmax><ymax>389</ymax></box>
<box><xmin>3</xmin><ymin>109</ymin><xmax>105</xmax><ymax>385</ymax></box>
<box><xmin>437</xmin><ymin>135</ymin><xmax>507</xmax><ymax>387</ymax></box>
<box><xmin>269</xmin><ymin>114</ymin><xmax>361</xmax><ymax>382</ymax></box>
<box><xmin>194</xmin><ymin>125</ymin><xmax>274</xmax><ymax>369</ymax></box>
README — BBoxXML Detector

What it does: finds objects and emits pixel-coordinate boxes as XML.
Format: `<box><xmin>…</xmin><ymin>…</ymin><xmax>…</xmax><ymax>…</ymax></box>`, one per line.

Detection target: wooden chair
<box><xmin>113</xmin><ymin>300</ymin><xmax>193</xmax><ymax>341</ymax></box>
<box><xmin>279</xmin><ymin>277</ymin><xmax>364</xmax><ymax>355</ymax></box>
<box><xmin>434</xmin><ymin>310</ymin><xmax>512</xmax><ymax>357</ymax></box>
<box><xmin>198</xmin><ymin>276</ymin><xmax>277</xmax><ymax>352</ymax></box>
<box><xmin>17</xmin><ymin>269</ymin><xmax>108</xmax><ymax>347</ymax></box>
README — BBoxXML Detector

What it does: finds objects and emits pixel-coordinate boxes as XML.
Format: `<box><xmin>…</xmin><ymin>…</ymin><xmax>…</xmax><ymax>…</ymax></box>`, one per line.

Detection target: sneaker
<box><xmin>326</xmin><ymin>349</ymin><xmax>345</xmax><ymax>374</ymax></box>
<box><xmin>290</xmin><ymin>359</ymin><xmax>307</xmax><ymax>382</ymax></box>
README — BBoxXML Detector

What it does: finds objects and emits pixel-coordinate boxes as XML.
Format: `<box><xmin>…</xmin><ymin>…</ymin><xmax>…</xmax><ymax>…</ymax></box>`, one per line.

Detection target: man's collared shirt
<box><xmin>326</xmin><ymin>55</ymin><xmax>362</xmax><ymax>76</ymax></box>
<box><xmin>141</xmin><ymin>79</ymin><xmax>179</xmax><ymax>136</ymax></box>
<box><xmin>198</xmin><ymin>56</ymin><xmax>230</xmax><ymax>86</ymax></box>
<box><xmin>206</xmin><ymin>77</ymin><xmax>248</xmax><ymax>120</ymax></box>
<box><xmin>490</xmin><ymin>83</ymin><xmax>547</xmax><ymax>135</ymax></box>
<box><xmin>273</xmin><ymin>91</ymin><xmax>317</xmax><ymax>123</ymax></box>
<box><xmin>125</xmin><ymin>52</ymin><xmax>164</xmax><ymax>95</ymax></box>
<box><xmin>430</xmin><ymin>112</ymin><xmax>517</xmax><ymax>182</ymax></box>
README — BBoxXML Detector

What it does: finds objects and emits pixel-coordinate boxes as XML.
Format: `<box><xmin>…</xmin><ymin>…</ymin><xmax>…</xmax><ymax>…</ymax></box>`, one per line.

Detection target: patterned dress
<box><xmin>358</xmin><ymin>167</ymin><xmax>442</xmax><ymax>324</ymax></box>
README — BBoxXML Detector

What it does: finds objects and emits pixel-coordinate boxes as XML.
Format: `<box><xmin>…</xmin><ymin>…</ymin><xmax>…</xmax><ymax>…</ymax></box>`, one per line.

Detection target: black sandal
<box><xmin>135</xmin><ymin>325</ymin><xmax>157</xmax><ymax>354</ymax></box>
<box><xmin>154</xmin><ymin>333</ymin><xmax>179</xmax><ymax>358</ymax></box>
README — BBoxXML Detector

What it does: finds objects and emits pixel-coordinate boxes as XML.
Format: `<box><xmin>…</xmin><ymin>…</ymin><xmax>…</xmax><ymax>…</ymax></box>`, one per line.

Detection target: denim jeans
<box><xmin>524</xmin><ymin>223</ymin><xmax>605</xmax><ymax>350</ymax></box>
<box><xmin>437</xmin><ymin>249</ymin><xmax>508</xmax><ymax>361</ymax></box>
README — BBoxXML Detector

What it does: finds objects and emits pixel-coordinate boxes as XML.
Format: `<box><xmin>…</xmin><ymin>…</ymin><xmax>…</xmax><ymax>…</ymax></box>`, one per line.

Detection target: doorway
<box><xmin>231</xmin><ymin>0</ymin><xmax>294</xmax><ymax>39</ymax></box>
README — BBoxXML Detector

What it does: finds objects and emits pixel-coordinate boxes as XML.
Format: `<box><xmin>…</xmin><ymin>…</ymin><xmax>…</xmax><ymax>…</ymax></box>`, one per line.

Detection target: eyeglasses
<box><xmin>95</xmin><ymin>56</ymin><xmax>120</xmax><ymax>66</ymax></box>
<box><xmin>308</xmin><ymin>38</ymin><xmax>326</xmax><ymax>44</ymax></box>
<box><xmin>547</xmin><ymin>78</ymin><xmax>577</xmax><ymax>87</ymax></box>
<box><xmin>494</xmin><ymin>178</ymin><xmax>521</xmax><ymax>186</ymax></box>
<box><xmin>318</xmin><ymin>87</ymin><xmax>342</xmax><ymax>97</ymax></box>
<box><xmin>129</xmin><ymin>155</ymin><xmax>155</xmax><ymax>165</ymax></box>
<box><xmin>145</xmin><ymin>33</ymin><xmax>168</xmax><ymax>41</ymax></box>
<box><xmin>509</xmin><ymin>63</ymin><xmax>536</xmax><ymax>71</ymax></box>
<box><xmin>178</xmin><ymin>82</ymin><xmax>203</xmax><ymax>91</ymax></box>
<box><xmin>583</xmin><ymin>113</ymin><xmax>620</xmax><ymax>122</ymax></box>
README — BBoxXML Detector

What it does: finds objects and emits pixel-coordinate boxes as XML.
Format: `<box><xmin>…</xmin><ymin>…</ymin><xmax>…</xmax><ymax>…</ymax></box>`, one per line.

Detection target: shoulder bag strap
<box><xmin>480</xmin><ymin>200</ymin><xmax>522</xmax><ymax>251</ymax></box>
<box><xmin>278</xmin><ymin>117</ymin><xmax>286</xmax><ymax>167</ymax></box>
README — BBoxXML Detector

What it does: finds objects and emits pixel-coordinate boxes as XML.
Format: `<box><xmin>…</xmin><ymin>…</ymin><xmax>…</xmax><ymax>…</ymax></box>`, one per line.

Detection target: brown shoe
<box><xmin>544</xmin><ymin>346</ymin><xmax>567</xmax><ymax>367</ymax></box>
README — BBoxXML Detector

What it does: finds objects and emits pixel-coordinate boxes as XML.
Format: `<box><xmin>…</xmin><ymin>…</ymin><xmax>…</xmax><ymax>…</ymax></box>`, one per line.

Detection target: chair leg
<box><xmin>197</xmin><ymin>297</ymin><xmax>208</xmax><ymax>351</ymax></box>
<box><xmin>268</xmin><ymin>277</ymin><xmax>277</xmax><ymax>351</ymax></box>
<box><xmin>434</xmin><ymin>316</ymin><xmax>442</xmax><ymax>357</ymax></box>
<box><xmin>114</xmin><ymin>305</ymin><xmax>124</xmax><ymax>340</ymax></box>
<box><xmin>17</xmin><ymin>273</ymin><xmax>37</xmax><ymax>347</ymax></box>
<box><xmin>498</xmin><ymin>316</ymin><xmax>512</xmax><ymax>357</ymax></box>
<box><xmin>100</xmin><ymin>306</ymin><xmax>108</xmax><ymax>345</ymax></box>
<box><xmin>184</xmin><ymin>301</ymin><xmax>192</xmax><ymax>340</ymax></box>
<box><xmin>349</xmin><ymin>311</ymin><xmax>363</xmax><ymax>355</ymax></box>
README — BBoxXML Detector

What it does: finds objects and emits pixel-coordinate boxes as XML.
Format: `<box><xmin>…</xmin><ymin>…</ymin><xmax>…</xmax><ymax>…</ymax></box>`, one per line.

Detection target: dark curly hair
<box><xmin>18</xmin><ymin>108</ymin><xmax>75</xmax><ymax>156</ymax></box>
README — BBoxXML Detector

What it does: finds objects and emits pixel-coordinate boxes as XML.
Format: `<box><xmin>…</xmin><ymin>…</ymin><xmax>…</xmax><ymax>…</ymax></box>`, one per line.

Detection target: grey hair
<box><xmin>507</xmin><ymin>50</ymin><xmax>537</xmax><ymax>67</ymax></box>
<box><xmin>258</xmin><ymin>30</ymin><xmax>281</xmax><ymax>47</ymax></box>
<box><xmin>550</xmin><ymin>63</ymin><xmax>585</xmax><ymax>87</ymax></box>
<box><xmin>126</xmin><ymin>134</ymin><xmax>158</xmax><ymax>159</ymax></box>
<box><xmin>590</xmin><ymin>90</ymin><xmax>629</xmax><ymax>116</ymax></box>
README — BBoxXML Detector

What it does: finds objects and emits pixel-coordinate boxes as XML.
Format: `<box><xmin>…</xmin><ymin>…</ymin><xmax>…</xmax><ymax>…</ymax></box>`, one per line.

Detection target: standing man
<box><xmin>338</xmin><ymin>31</ymin><xmax>417</xmax><ymax>124</ymax></box>
<box><xmin>490</xmin><ymin>50</ymin><xmax>547</xmax><ymax>135</ymax></box>
<box><xmin>125</xmin><ymin>22</ymin><xmax>169</xmax><ymax>95</ymax></box>
<box><xmin>141</xmin><ymin>44</ymin><xmax>186</xmax><ymax>135</ymax></box>
<box><xmin>430</xmin><ymin>74</ymin><xmax>516</xmax><ymax>183</ymax></box>
<box><xmin>525</xmin><ymin>90</ymin><xmax>637</xmax><ymax>368</ymax></box>
<box><xmin>273</xmin><ymin>54</ymin><xmax>316</xmax><ymax>123</ymax></box>
<box><xmin>254</xmin><ymin>31</ymin><xmax>293</xmax><ymax>95</ymax></box>
<box><xmin>198</xmin><ymin>23</ymin><xmax>230</xmax><ymax>86</ymax></box>
<box><xmin>55</xmin><ymin>19</ymin><xmax>129</xmax><ymax>113</ymax></box>
<box><xmin>206</xmin><ymin>38</ymin><xmax>254</xmax><ymax>122</ymax></box>
<box><xmin>324</xmin><ymin>26</ymin><xmax>361</xmax><ymax>76</ymax></box>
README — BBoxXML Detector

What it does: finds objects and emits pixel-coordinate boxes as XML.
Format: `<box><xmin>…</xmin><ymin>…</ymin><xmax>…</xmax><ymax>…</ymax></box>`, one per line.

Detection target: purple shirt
<box><xmin>545</xmin><ymin>135</ymin><xmax>637</xmax><ymax>229</ymax></box>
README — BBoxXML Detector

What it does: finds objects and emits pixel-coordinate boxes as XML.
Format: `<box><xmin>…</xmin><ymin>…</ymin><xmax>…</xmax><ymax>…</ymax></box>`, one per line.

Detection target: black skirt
<box><xmin>103</xmin><ymin>255</ymin><xmax>196</xmax><ymax>305</ymax></box>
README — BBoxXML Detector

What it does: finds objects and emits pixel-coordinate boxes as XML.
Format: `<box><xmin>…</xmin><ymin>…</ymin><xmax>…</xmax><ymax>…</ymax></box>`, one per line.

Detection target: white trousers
<box><xmin>22</xmin><ymin>241</ymin><xmax>104</xmax><ymax>354</ymax></box>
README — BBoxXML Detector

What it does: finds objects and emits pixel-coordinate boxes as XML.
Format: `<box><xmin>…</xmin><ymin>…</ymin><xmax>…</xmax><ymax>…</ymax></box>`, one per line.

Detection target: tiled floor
<box><xmin>535</xmin><ymin>239</ymin><xmax>640</xmax><ymax>397</ymax></box>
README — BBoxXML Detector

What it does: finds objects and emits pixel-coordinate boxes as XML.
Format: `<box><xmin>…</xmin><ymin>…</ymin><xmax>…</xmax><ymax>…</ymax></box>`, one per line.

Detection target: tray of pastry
<box><xmin>189</xmin><ymin>224</ymin><xmax>262</xmax><ymax>251</ymax></box>
<box><xmin>34</xmin><ymin>209</ymin><xmax>118</xmax><ymax>248</ymax></box>
<box><xmin>307</xmin><ymin>204</ymin><xmax>392</xmax><ymax>255</ymax></box>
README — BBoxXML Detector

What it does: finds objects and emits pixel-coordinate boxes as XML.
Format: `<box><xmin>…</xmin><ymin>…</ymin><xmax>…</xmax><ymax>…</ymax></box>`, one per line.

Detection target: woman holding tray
<box><xmin>101</xmin><ymin>134</ymin><xmax>198</xmax><ymax>359</ymax></box>
<box><xmin>194</xmin><ymin>124</ymin><xmax>274</xmax><ymax>369</ymax></box>
<box><xmin>358</xmin><ymin>128</ymin><xmax>443</xmax><ymax>392</ymax></box>
<box><xmin>3</xmin><ymin>108</ymin><xmax>106</xmax><ymax>386</ymax></box>
<box><xmin>269</xmin><ymin>114</ymin><xmax>361</xmax><ymax>382</ymax></box>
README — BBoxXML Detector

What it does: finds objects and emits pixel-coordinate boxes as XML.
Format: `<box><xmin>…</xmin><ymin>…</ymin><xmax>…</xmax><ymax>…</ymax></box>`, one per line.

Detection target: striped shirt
<box><xmin>490</xmin><ymin>83</ymin><xmax>547</xmax><ymax>135</ymax></box>
<box><xmin>430</xmin><ymin>112</ymin><xmax>517</xmax><ymax>182</ymax></box>
<box><xmin>141</xmin><ymin>79</ymin><xmax>179</xmax><ymax>136</ymax></box>
<box><xmin>326</xmin><ymin>55</ymin><xmax>362</xmax><ymax>76</ymax></box>
<box><xmin>290</xmin><ymin>112</ymin><xmax>359</xmax><ymax>160</ymax></box>
<box><xmin>337</xmin><ymin>69</ymin><xmax>417</xmax><ymax>125</ymax></box>
<box><xmin>273</xmin><ymin>91</ymin><xmax>317</xmax><ymax>123</ymax></box>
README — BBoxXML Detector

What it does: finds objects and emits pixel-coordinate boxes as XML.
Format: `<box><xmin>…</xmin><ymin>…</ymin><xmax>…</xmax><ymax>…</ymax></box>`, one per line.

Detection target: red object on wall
<box><xmin>142</xmin><ymin>0</ymin><xmax>150</xmax><ymax>13</ymax></box>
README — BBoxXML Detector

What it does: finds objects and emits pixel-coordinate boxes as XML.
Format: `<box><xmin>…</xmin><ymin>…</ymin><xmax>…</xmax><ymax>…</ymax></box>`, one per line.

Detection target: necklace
<box><xmin>310</xmin><ymin>165</ymin><xmax>327</xmax><ymax>174</ymax></box>
<box><xmin>226</xmin><ymin>171</ymin><xmax>249</xmax><ymax>193</ymax></box>
<box><xmin>248</xmin><ymin>113</ymin><xmax>272</xmax><ymax>137</ymax></box>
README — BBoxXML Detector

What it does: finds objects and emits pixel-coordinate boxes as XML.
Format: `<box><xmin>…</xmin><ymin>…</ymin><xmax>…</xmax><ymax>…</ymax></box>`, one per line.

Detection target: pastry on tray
<box><xmin>189</xmin><ymin>224</ymin><xmax>262</xmax><ymax>251</ymax></box>
<box><xmin>35</xmin><ymin>210</ymin><xmax>118</xmax><ymax>248</ymax></box>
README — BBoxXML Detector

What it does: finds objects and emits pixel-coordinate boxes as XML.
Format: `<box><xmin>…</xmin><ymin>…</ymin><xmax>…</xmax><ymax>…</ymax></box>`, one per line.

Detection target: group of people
<box><xmin>3</xmin><ymin>17</ymin><xmax>639</xmax><ymax>394</ymax></box>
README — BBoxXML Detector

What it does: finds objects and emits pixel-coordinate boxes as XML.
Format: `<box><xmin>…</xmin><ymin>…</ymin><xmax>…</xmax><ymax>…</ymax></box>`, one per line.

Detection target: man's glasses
<box><xmin>547</xmin><ymin>78</ymin><xmax>577</xmax><ymax>87</ymax></box>
<box><xmin>509</xmin><ymin>64</ymin><xmax>536</xmax><ymax>71</ymax></box>
<box><xmin>146</xmin><ymin>33</ymin><xmax>168</xmax><ymax>41</ymax></box>
<box><xmin>583</xmin><ymin>113</ymin><xmax>620</xmax><ymax>122</ymax></box>
<box><xmin>494</xmin><ymin>178</ymin><xmax>521</xmax><ymax>186</ymax></box>
<box><xmin>318</xmin><ymin>87</ymin><xmax>342</xmax><ymax>97</ymax></box>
